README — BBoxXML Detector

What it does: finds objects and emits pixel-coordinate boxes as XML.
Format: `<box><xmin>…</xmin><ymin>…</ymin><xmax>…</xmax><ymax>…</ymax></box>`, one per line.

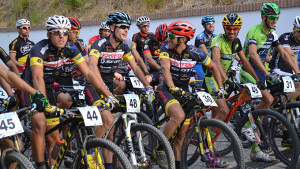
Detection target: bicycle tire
<box><xmin>281</xmin><ymin>101</ymin><xmax>300</xmax><ymax>135</ymax></box>
<box><xmin>72</xmin><ymin>138</ymin><xmax>132</xmax><ymax>169</ymax></box>
<box><xmin>115</xmin><ymin>123</ymin><xmax>175</xmax><ymax>169</ymax></box>
<box><xmin>181</xmin><ymin>118</ymin><xmax>245</xmax><ymax>169</ymax></box>
<box><xmin>5</xmin><ymin>151</ymin><xmax>35</xmax><ymax>169</ymax></box>
<box><xmin>235</xmin><ymin>109</ymin><xmax>300</xmax><ymax>168</ymax></box>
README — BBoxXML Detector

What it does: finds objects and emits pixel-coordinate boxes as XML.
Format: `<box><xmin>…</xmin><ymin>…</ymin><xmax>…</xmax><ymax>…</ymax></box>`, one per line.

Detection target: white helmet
<box><xmin>294</xmin><ymin>16</ymin><xmax>300</xmax><ymax>28</ymax></box>
<box><xmin>136</xmin><ymin>16</ymin><xmax>150</xmax><ymax>26</ymax></box>
<box><xmin>99</xmin><ymin>22</ymin><xmax>110</xmax><ymax>30</ymax></box>
<box><xmin>16</xmin><ymin>19</ymin><xmax>30</xmax><ymax>28</ymax></box>
<box><xmin>45</xmin><ymin>15</ymin><xmax>71</xmax><ymax>31</ymax></box>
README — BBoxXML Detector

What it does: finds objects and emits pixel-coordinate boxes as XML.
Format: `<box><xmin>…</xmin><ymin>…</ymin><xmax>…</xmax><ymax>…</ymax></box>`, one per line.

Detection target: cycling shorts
<box><xmin>194</xmin><ymin>62</ymin><xmax>205</xmax><ymax>84</ymax></box>
<box><xmin>15</xmin><ymin>90</ymin><xmax>31</xmax><ymax>108</ymax></box>
<box><xmin>84</xmin><ymin>84</ymin><xmax>105</xmax><ymax>106</ymax></box>
<box><xmin>203</xmin><ymin>76</ymin><xmax>219</xmax><ymax>94</ymax></box>
<box><xmin>45</xmin><ymin>87</ymin><xmax>61</xmax><ymax>126</ymax></box>
<box><xmin>150</xmin><ymin>71</ymin><xmax>161</xmax><ymax>87</ymax></box>
<box><xmin>239</xmin><ymin>69</ymin><xmax>256</xmax><ymax>84</ymax></box>
<box><xmin>159</xmin><ymin>84</ymin><xmax>197</xmax><ymax>117</ymax></box>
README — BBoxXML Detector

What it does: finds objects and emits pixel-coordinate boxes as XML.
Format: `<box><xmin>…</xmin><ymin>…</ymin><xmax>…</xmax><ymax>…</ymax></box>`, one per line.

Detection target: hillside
<box><xmin>0</xmin><ymin>0</ymin><xmax>250</xmax><ymax>27</ymax></box>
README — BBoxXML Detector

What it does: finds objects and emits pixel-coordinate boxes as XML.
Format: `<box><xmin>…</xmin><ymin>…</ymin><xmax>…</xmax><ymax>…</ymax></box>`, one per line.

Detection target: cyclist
<box><xmin>132</xmin><ymin>16</ymin><xmax>155</xmax><ymax>63</ymax></box>
<box><xmin>194</xmin><ymin>15</ymin><xmax>217</xmax><ymax>85</ymax></box>
<box><xmin>143</xmin><ymin>23</ymin><xmax>168</xmax><ymax>88</ymax></box>
<box><xmin>159</xmin><ymin>20</ymin><xmax>224</xmax><ymax>169</ymax></box>
<box><xmin>241</xmin><ymin>3</ymin><xmax>300</xmax><ymax>161</ymax></box>
<box><xmin>9</xmin><ymin>19</ymin><xmax>35</xmax><ymax>108</ymax></box>
<box><xmin>22</xmin><ymin>15</ymin><xmax>118</xmax><ymax>169</ymax></box>
<box><xmin>88</xmin><ymin>21</ymin><xmax>111</xmax><ymax>49</ymax></box>
<box><xmin>87</xmin><ymin>11</ymin><xmax>154</xmax><ymax>169</ymax></box>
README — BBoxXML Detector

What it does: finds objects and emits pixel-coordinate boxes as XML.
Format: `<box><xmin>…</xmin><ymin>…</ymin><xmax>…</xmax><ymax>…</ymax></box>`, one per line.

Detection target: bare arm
<box><xmin>9</xmin><ymin>52</ymin><xmax>25</xmax><ymax>68</ymax></box>
<box><xmin>144</xmin><ymin>52</ymin><xmax>160</xmax><ymax>70</ymax></box>
<box><xmin>199</xmin><ymin>45</ymin><xmax>210</xmax><ymax>56</ymax></box>
<box><xmin>0</xmin><ymin>64</ymin><xmax>36</xmax><ymax>95</ymax></box>
<box><xmin>249</xmin><ymin>44</ymin><xmax>269</xmax><ymax>75</ymax></box>
<box><xmin>278</xmin><ymin>45</ymin><xmax>300</xmax><ymax>73</ymax></box>
<box><xmin>5</xmin><ymin>60</ymin><xmax>20</xmax><ymax>77</ymax></box>
<box><xmin>206</xmin><ymin>60</ymin><xmax>224</xmax><ymax>89</ymax></box>
<box><xmin>211</xmin><ymin>46</ymin><xmax>228</xmax><ymax>81</ymax></box>
<box><xmin>132</xmin><ymin>50</ymin><xmax>149</xmax><ymax>73</ymax></box>
<box><xmin>0</xmin><ymin>77</ymin><xmax>14</xmax><ymax>96</ymax></box>
<box><xmin>160</xmin><ymin>58</ymin><xmax>174</xmax><ymax>87</ymax></box>
<box><xmin>238</xmin><ymin>50</ymin><xmax>259</xmax><ymax>80</ymax></box>
<box><xmin>31</xmin><ymin>65</ymin><xmax>46</xmax><ymax>96</ymax></box>
<box><xmin>128</xmin><ymin>58</ymin><xmax>151</xmax><ymax>87</ymax></box>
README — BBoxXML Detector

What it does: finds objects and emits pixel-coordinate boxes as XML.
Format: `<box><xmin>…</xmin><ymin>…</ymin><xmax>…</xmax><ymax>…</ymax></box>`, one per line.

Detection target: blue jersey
<box><xmin>194</xmin><ymin>31</ymin><xmax>217</xmax><ymax>53</ymax></box>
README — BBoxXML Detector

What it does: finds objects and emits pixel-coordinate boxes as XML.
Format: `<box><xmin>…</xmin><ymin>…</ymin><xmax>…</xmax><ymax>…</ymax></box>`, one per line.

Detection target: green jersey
<box><xmin>244</xmin><ymin>23</ymin><xmax>280</xmax><ymax>69</ymax></box>
<box><xmin>205</xmin><ymin>33</ymin><xmax>242</xmax><ymax>76</ymax></box>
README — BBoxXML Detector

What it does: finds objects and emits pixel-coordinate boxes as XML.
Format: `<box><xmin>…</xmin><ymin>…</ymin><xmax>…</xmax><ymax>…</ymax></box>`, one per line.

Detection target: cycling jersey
<box><xmin>269</xmin><ymin>32</ymin><xmax>300</xmax><ymax>74</ymax></box>
<box><xmin>132</xmin><ymin>32</ymin><xmax>155</xmax><ymax>60</ymax></box>
<box><xmin>195</xmin><ymin>31</ymin><xmax>217</xmax><ymax>53</ymax></box>
<box><xmin>88</xmin><ymin>35</ymin><xmax>100</xmax><ymax>49</ymax></box>
<box><xmin>143</xmin><ymin>38</ymin><xmax>160</xmax><ymax>72</ymax></box>
<box><xmin>23</xmin><ymin>39</ymin><xmax>85</xmax><ymax>88</ymax></box>
<box><xmin>9</xmin><ymin>36</ymin><xmax>34</xmax><ymax>73</ymax></box>
<box><xmin>115</xmin><ymin>38</ymin><xmax>135</xmax><ymax>75</ymax></box>
<box><xmin>159</xmin><ymin>43</ymin><xmax>211</xmax><ymax>89</ymax></box>
<box><xmin>244</xmin><ymin>23</ymin><xmax>280</xmax><ymax>69</ymax></box>
<box><xmin>89</xmin><ymin>37</ymin><xmax>133</xmax><ymax>91</ymax></box>
<box><xmin>0</xmin><ymin>47</ymin><xmax>11</xmax><ymax>64</ymax></box>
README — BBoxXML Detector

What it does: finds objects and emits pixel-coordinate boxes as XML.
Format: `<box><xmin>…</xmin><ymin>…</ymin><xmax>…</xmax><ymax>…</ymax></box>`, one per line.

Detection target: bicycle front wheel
<box><xmin>72</xmin><ymin>138</ymin><xmax>132</xmax><ymax>169</ymax></box>
<box><xmin>115</xmin><ymin>123</ymin><xmax>175</xmax><ymax>169</ymax></box>
<box><xmin>181</xmin><ymin>118</ymin><xmax>245</xmax><ymax>169</ymax></box>
<box><xmin>5</xmin><ymin>151</ymin><xmax>35</xmax><ymax>169</ymax></box>
<box><xmin>235</xmin><ymin>109</ymin><xmax>300</xmax><ymax>168</ymax></box>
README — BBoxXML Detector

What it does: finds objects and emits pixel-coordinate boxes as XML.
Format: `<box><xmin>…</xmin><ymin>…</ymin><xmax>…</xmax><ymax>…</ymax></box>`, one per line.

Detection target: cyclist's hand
<box><xmin>265</xmin><ymin>74</ymin><xmax>279</xmax><ymax>84</ymax></box>
<box><xmin>256</xmin><ymin>80</ymin><xmax>266</xmax><ymax>90</ymax></box>
<box><xmin>32</xmin><ymin>91</ymin><xmax>49</xmax><ymax>112</ymax></box>
<box><xmin>145</xmin><ymin>72</ymin><xmax>152</xmax><ymax>83</ymax></box>
<box><xmin>107</xmin><ymin>96</ymin><xmax>119</xmax><ymax>110</ymax></box>
<box><xmin>114</xmin><ymin>72</ymin><xmax>123</xmax><ymax>81</ymax></box>
<box><xmin>218</xmin><ymin>87</ymin><xmax>227</xmax><ymax>99</ymax></box>
<box><xmin>145</xmin><ymin>86</ymin><xmax>155</xmax><ymax>103</ymax></box>
<box><xmin>169</xmin><ymin>86</ymin><xmax>185</xmax><ymax>96</ymax></box>
<box><xmin>224</xmin><ymin>79</ymin><xmax>240</xmax><ymax>91</ymax></box>
<box><xmin>45</xmin><ymin>104</ymin><xmax>59</xmax><ymax>117</ymax></box>
<box><xmin>292</xmin><ymin>73</ymin><xmax>300</xmax><ymax>82</ymax></box>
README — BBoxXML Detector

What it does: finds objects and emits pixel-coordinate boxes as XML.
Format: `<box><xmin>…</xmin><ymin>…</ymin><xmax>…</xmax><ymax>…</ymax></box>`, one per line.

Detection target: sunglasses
<box><xmin>267</xmin><ymin>15</ymin><xmax>279</xmax><ymax>21</ymax></box>
<box><xmin>49</xmin><ymin>30</ymin><xmax>69</xmax><ymax>36</ymax></box>
<box><xmin>115</xmin><ymin>24</ymin><xmax>130</xmax><ymax>30</ymax></box>
<box><xmin>295</xmin><ymin>27</ymin><xmax>300</xmax><ymax>33</ymax></box>
<box><xmin>19</xmin><ymin>26</ymin><xmax>30</xmax><ymax>30</ymax></box>
<box><xmin>224</xmin><ymin>26</ymin><xmax>241</xmax><ymax>31</ymax></box>
<box><xmin>70</xmin><ymin>30</ymin><xmax>80</xmax><ymax>35</ymax></box>
<box><xmin>205</xmin><ymin>22</ymin><xmax>215</xmax><ymax>25</ymax></box>
<box><xmin>141</xmin><ymin>25</ymin><xmax>150</xmax><ymax>28</ymax></box>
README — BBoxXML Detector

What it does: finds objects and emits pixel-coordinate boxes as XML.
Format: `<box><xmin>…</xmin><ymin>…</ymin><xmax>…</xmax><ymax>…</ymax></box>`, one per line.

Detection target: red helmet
<box><xmin>168</xmin><ymin>20</ymin><xmax>196</xmax><ymax>40</ymax></box>
<box><xmin>68</xmin><ymin>17</ymin><xmax>81</xmax><ymax>30</ymax></box>
<box><xmin>155</xmin><ymin>23</ymin><xmax>168</xmax><ymax>42</ymax></box>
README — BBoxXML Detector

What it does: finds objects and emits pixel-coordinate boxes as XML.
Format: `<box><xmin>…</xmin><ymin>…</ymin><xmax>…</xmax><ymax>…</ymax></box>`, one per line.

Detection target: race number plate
<box><xmin>78</xmin><ymin>106</ymin><xmax>103</xmax><ymax>126</ymax></box>
<box><xmin>124</xmin><ymin>94</ymin><xmax>140</xmax><ymax>112</ymax></box>
<box><xmin>196</xmin><ymin>92</ymin><xmax>218</xmax><ymax>107</ymax></box>
<box><xmin>130</xmin><ymin>77</ymin><xmax>144</xmax><ymax>89</ymax></box>
<box><xmin>73</xmin><ymin>86</ymin><xmax>85</xmax><ymax>99</ymax></box>
<box><xmin>282</xmin><ymin>76</ymin><xmax>295</xmax><ymax>93</ymax></box>
<box><xmin>0</xmin><ymin>87</ymin><xmax>8</xmax><ymax>99</ymax></box>
<box><xmin>245</xmin><ymin>83</ymin><xmax>262</xmax><ymax>98</ymax></box>
<box><xmin>0</xmin><ymin>112</ymin><xmax>24</xmax><ymax>139</ymax></box>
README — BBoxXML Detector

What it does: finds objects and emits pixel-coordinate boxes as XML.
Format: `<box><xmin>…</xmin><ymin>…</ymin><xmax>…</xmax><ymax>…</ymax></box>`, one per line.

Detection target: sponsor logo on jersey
<box><xmin>100</xmin><ymin>52</ymin><xmax>124</xmax><ymax>59</ymax></box>
<box><xmin>170</xmin><ymin>58</ymin><xmax>196</xmax><ymax>68</ymax></box>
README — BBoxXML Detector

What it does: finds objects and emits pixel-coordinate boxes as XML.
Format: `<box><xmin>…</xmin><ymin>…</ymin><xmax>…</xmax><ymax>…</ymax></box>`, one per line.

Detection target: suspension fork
<box><xmin>131</xmin><ymin>113</ymin><xmax>147</xmax><ymax>162</ymax></box>
<box><xmin>122</xmin><ymin>113</ymin><xmax>139</xmax><ymax>168</ymax></box>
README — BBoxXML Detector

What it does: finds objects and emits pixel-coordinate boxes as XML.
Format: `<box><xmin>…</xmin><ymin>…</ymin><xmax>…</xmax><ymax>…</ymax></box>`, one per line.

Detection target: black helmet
<box><xmin>106</xmin><ymin>12</ymin><xmax>132</xmax><ymax>25</ymax></box>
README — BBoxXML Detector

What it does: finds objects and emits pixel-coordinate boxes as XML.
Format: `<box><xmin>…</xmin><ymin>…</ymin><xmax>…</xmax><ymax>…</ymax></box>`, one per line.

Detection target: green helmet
<box><xmin>261</xmin><ymin>3</ymin><xmax>280</xmax><ymax>15</ymax></box>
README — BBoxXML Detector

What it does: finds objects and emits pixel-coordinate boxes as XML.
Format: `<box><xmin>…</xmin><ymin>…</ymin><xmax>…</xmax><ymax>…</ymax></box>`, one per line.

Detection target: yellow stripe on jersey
<box><xmin>17</xmin><ymin>54</ymin><xmax>28</xmax><ymax>64</ymax></box>
<box><xmin>201</xmin><ymin>56</ymin><xmax>211</xmax><ymax>66</ymax></box>
<box><xmin>72</xmin><ymin>53</ymin><xmax>85</xmax><ymax>65</ymax></box>
<box><xmin>131</xmin><ymin>44</ymin><xmax>136</xmax><ymax>50</ymax></box>
<box><xmin>89</xmin><ymin>49</ymin><xmax>100</xmax><ymax>58</ymax></box>
<box><xmin>30</xmin><ymin>57</ymin><xmax>43</xmax><ymax>67</ymax></box>
<box><xmin>123</xmin><ymin>51</ymin><xmax>133</xmax><ymax>61</ymax></box>
<box><xmin>159</xmin><ymin>52</ymin><xmax>170</xmax><ymax>60</ymax></box>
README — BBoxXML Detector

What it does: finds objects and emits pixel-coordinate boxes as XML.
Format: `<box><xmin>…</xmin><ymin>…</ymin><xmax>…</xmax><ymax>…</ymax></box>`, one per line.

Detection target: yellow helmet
<box><xmin>222</xmin><ymin>13</ymin><xmax>242</xmax><ymax>26</ymax></box>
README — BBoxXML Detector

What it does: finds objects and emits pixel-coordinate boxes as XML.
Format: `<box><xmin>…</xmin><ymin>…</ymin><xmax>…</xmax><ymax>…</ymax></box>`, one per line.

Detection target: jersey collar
<box><xmin>139</xmin><ymin>31</ymin><xmax>148</xmax><ymax>37</ymax></box>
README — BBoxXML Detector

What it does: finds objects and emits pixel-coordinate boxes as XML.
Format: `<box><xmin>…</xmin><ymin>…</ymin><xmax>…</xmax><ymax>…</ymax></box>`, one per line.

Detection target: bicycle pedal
<box><xmin>200</xmin><ymin>154</ymin><xmax>209</xmax><ymax>162</ymax></box>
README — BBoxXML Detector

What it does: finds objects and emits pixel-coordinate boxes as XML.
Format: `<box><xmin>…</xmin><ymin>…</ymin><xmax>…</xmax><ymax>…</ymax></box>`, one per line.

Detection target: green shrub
<box><xmin>142</xmin><ymin>0</ymin><xmax>163</xmax><ymax>11</ymax></box>
<box><xmin>31</xmin><ymin>11</ymin><xmax>40</xmax><ymax>24</ymax></box>
<box><xmin>13</xmin><ymin>0</ymin><xmax>30</xmax><ymax>13</ymax></box>
<box><xmin>65</xmin><ymin>0</ymin><xmax>86</xmax><ymax>9</ymax></box>
<box><xmin>9</xmin><ymin>13</ymin><xmax>17</xmax><ymax>27</ymax></box>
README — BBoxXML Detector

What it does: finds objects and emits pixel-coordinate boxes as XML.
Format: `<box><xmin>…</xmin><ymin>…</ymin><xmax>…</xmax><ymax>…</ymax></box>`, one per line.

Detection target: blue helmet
<box><xmin>201</xmin><ymin>15</ymin><xmax>215</xmax><ymax>25</ymax></box>
<box><xmin>107</xmin><ymin>12</ymin><xmax>132</xmax><ymax>25</ymax></box>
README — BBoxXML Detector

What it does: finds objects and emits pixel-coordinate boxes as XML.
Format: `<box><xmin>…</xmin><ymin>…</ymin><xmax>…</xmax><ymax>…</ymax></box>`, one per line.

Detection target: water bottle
<box><xmin>51</xmin><ymin>137</ymin><xmax>65</xmax><ymax>160</ymax></box>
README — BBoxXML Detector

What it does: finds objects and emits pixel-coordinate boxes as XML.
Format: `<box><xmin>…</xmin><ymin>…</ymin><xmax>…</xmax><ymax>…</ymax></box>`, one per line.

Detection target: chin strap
<box><xmin>205</xmin><ymin>30</ymin><xmax>213</xmax><ymax>35</ymax></box>
<box><xmin>176</xmin><ymin>38</ymin><xmax>181</xmax><ymax>47</ymax></box>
